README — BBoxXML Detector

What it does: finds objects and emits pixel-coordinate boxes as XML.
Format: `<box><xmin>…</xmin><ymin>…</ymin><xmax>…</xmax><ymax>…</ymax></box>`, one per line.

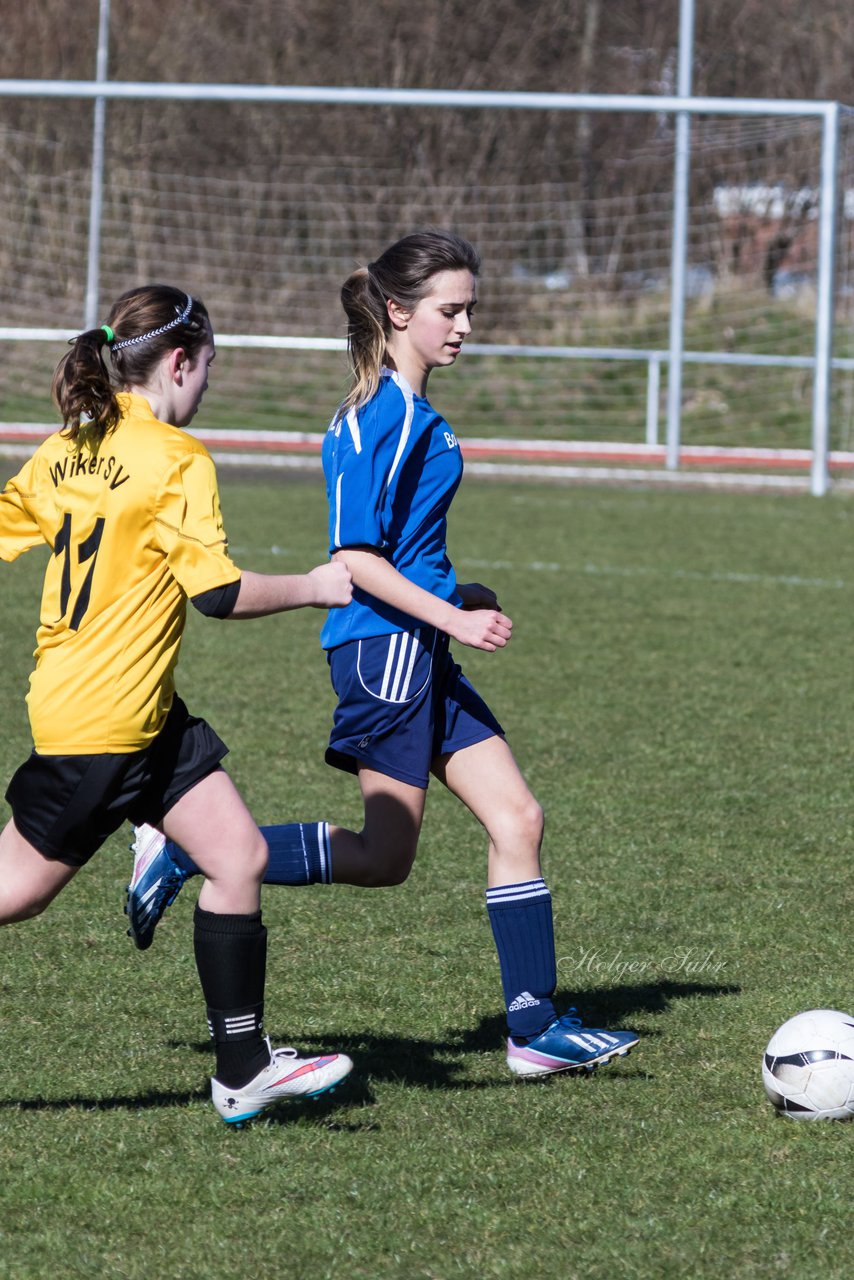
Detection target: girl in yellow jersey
<box><xmin>0</xmin><ymin>284</ymin><xmax>353</xmax><ymax>1124</ymax></box>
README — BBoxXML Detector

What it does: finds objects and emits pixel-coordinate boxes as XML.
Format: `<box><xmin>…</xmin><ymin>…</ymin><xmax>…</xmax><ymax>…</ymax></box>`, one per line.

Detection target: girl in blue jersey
<box><xmin>129</xmin><ymin>233</ymin><xmax>638</xmax><ymax>1078</ymax></box>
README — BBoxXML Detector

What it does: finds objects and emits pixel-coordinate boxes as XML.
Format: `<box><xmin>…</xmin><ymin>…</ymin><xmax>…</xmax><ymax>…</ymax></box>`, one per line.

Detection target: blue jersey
<box><xmin>320</xmin><ymin>369</ymin><xmax>463</xmax><ymax>649</ymax></box>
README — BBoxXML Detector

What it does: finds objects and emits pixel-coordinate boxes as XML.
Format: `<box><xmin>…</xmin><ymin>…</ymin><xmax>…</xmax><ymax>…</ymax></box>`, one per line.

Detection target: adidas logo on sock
<box><xmin>509</xmin><ymin>990</ymin><xmax>541</xmax><ymax>1012</ymax></box>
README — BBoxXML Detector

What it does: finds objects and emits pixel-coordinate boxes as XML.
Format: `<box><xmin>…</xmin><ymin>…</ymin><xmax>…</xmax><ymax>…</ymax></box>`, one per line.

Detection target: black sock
<box><xmin>193</xmin><ymin>905</ymin><xmax>271</xmax><ymax>1088</ymax></box>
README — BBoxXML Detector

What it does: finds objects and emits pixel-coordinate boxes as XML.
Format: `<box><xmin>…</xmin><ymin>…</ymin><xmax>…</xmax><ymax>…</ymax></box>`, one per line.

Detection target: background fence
<box><xmin>1</xmin><ymin>77</ymin><xmax>854</xmax><ymax>491</ymax></box>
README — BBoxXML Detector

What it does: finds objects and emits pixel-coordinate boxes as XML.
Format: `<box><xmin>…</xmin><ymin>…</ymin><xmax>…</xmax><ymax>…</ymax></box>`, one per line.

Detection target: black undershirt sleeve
<box><xmin>190</xmin><ymin>578</ymin><xmax>241</xmax><ymax>619</ymax></box>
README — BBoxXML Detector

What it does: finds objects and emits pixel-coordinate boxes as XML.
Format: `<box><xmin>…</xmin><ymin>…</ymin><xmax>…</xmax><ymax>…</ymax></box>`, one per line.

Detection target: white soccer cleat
<box><xmin>211</xmin><ymin>1039</ymin><xmax>354</xmax><ymax>1124</ymax></box>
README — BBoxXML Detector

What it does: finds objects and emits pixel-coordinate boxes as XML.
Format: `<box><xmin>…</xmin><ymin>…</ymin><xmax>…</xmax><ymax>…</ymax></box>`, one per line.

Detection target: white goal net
<box><xmin>1</xmin><ymin>95</ymin><xmax>854</xmax><ymax>476</ymax></box>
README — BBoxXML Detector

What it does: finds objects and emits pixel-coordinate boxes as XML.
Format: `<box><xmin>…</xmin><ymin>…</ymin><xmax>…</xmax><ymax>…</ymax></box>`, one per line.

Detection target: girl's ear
<box><xmin>167</xmin><ymin>347</ymin><xmax>187</xmax><ymax>382</ymax></box>
<box><xmin>386</xmin><ymin>297</ymin><xmax>410</xmax><ymax>330</ymax></box>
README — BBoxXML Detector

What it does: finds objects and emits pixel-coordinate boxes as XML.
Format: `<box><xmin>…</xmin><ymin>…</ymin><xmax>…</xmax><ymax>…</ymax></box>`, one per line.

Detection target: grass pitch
<box><xmin>0</xmin><ymin>472</ymin><xmax>852</xmax><ymax>1280</ymax></box>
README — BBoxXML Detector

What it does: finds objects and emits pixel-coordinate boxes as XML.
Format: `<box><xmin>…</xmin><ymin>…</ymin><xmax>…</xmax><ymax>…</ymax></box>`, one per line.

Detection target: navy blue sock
<box><xmin>486</xmin><ymin>878</ymin><xmax>557</xmax><ymax>1039</ymax></box>
<box><xmin>165</xmin><ymin>822</ymin><xmax>333</xmax><ymax>886</ymax></box>
<box><xmin>263</xmin><ymin>821</ymin><xmax>333</xmax><ymax>885</ymax></box>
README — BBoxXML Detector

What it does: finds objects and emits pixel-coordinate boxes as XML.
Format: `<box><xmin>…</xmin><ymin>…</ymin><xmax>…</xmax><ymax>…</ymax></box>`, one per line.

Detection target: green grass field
<box><xmin>0</xmin><ymin>472</ymin><xmax>852</xmax><ymax>1280</ymax></box>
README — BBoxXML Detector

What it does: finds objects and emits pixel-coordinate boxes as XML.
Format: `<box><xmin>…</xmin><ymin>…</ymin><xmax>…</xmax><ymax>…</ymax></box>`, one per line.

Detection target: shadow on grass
<box><xmin>0</xmin><ymin>1081</ymin><xmax>368</xmax><ymax>1128</ymax></box>
<box><xmin>176</xmin><ymin>1030</ymin><xmax>491</xmax><ymax>1096</ymax></box>
<box><xmin>240</xmin><ymin>974</ymin><xmax>739</xmax><ymax>1093</ymax></box>
<box><xmin>0</xmin><ymin>1086</ymin><xmax>204</xmax><ymax>1113</ymax></box>
<box><xmin>450</xmin><ymin>977</ymin><xmax>741</xmax><ymax>1057</ymax></box>
<box><xmin>0</xmin><ymin>979</ymin><xmax>739</xmax><ymax>1115</ymax></box>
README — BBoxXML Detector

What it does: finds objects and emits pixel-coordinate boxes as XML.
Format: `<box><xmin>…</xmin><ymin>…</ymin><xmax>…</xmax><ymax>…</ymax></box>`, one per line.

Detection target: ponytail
<box><xmin>51</xmin><ymin>327</ymin><xmax>120</xmax><ymax>445</ymax></box>
<box><xmin>339</xmin><ymin>267</ymin><xmax>389</xmax><ymax>416</ymax></box>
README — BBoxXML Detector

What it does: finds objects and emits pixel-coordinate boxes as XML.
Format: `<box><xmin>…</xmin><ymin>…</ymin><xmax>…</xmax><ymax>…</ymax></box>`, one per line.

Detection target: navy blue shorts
<box><xmin>325</xmin><ymin>626</ymin><xmax>504</xmax><ymax>788</ymax></box>
<box><xmin>5</xmin><ymin>696</ymin><xmax>228</xmax><ymax>867</ymax></box>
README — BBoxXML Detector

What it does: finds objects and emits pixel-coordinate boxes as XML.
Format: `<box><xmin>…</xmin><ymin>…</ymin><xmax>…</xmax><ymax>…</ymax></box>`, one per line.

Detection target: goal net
<box><xmin>1</xmin><ymin>95</ymin><xmax>853</xmax><ymax>471</ymax></box>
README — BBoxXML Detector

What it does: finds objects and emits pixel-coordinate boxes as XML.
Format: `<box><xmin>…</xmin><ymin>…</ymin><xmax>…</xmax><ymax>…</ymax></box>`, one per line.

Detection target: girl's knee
<box><xmin>213</xmin><ymin>828</ymin><xmax>268</xmax><ymax>888</ymax></box>
<box><xmin>0</xmin><ymin>893</ymin><xmax>51</xmax><ymax>925</ymax></box>
<box><xmin>527</xmin><ymin>797</ymin><xmax>545</xmax><ymax>847</ymax></box>
<box><xmin>362</xmin><ymin>844</ymin><xmax>417</xmax><ymax>886</ymax></box>
<box><xmin>508</xmin><ymin>793</ymin><xmax>544</xmax><ymax>848</ymax></box>
<box><xmin>245</xmin><ymin>829</ymin><xmax>269</xmax><ymax>882</ymax></box>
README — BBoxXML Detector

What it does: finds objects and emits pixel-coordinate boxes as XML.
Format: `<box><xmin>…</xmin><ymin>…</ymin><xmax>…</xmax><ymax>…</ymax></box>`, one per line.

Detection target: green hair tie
<box><xmin>100</xmin><ymin>324</ymin><xmax>115</xmax><ymax>344</ymax></box>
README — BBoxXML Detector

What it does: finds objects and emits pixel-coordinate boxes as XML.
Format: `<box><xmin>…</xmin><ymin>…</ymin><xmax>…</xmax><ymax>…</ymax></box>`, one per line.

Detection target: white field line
<box><xmin>202</xmin><ymin>453</ymin><xmax>821</xmax><ymax>491</ymax></box>
<box><xmin>464</xmin><ymin>560</ymin><xmax>848</xmax><ymax>590</ymax></box>
<box><xmin>209</xmin><ymin>452</ymin><xmax>818</xmax><ymax>491</ymax></box>
<box><xmin>231</xmin><ymin>544</ymin><xmax>847</xmax><ymax>592</ymax></box>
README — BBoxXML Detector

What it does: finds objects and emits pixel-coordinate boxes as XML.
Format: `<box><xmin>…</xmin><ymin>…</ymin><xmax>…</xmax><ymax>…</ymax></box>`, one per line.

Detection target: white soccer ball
<box><xmin>762</xmin><ymin>1009</ymin><xmax>854</xmax><ymax>1121</ymax></box>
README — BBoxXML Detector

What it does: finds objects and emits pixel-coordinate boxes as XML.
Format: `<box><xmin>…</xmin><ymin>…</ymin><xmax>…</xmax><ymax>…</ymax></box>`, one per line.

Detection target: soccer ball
<box><xmin>762</xmin><ymin>1009</ymin><xmax>854</xmax><ymax>1121</ymax></box>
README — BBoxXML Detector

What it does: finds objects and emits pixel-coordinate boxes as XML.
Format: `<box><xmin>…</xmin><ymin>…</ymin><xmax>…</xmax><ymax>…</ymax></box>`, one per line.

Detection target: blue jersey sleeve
<box><xmin>324</xmin><ymin>380</ymin><xmax>413</xmax><ymax>553</ymax></box>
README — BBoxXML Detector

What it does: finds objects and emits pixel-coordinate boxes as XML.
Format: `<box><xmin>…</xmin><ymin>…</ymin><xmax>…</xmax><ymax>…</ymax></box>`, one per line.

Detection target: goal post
<box><xmin>0</xmin><ymin>78</ymin><xmax>852</xmax><ymax>493</ymax></box>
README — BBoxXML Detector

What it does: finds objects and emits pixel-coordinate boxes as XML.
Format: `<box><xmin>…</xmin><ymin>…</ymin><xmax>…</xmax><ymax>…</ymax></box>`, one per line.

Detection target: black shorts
<box><xmin>5</xmin><ymin>696</ymin><xmax>228</xmax><ymax>868</ymax></box>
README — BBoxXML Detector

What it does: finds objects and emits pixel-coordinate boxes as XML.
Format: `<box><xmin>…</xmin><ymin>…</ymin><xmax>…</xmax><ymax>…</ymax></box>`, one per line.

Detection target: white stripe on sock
<box><xmin>486</xmin><ymin>879</ymin><xmax>550</xmax><ymax>905</ymax></box>
<box><xmin>318</xmin><ymin>821</ymin><xmax>332</xmax><ymax>884</ymax></box>
<box><xmin>224</xmin><ymin>1015</ymin><xmax>258</xmax><ymax>1036</ymax></box>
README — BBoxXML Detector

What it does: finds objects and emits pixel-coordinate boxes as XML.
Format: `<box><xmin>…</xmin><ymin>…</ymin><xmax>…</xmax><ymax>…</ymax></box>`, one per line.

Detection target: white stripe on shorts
<box><xmin>399</xmin><ymin>627</ymin><xmax>421</xmax><ymax>700</ymax></box>
<box><xmin>388</xmin><ymin>630</ymin><xmax>410</xmax><ymax>702</ymax></box>
<box><xmin>379</xmin><ymin>629</ymin><xmax>424</xmax><ymax>703</ymax></box>
<box><xmin>380</xmin><ymin>632</ymin><xmax>400</xmax><ymax>701</ymax></box>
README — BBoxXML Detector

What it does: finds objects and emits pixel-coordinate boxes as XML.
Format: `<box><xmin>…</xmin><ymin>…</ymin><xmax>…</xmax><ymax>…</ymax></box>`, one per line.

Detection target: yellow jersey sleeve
<box><xmin>153</xmin><ymin>450</ymin><xmax>241</xmax><ymax>598</ymax></box>
<box><xmin>0</xmin><ymin>454</ymin><xmax>51</xmax><ymax>561</ymax></box>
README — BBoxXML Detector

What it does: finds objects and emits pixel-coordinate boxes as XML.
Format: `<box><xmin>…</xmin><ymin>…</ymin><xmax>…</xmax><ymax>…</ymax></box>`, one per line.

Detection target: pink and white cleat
<box><xmin>211</xmin><ymin>1038</ymin><xmax>354</xmax><ymax>1123</ymax></box>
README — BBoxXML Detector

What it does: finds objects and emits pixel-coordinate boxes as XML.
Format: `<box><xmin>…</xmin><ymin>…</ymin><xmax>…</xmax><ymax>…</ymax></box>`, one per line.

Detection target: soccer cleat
<box><xmin>125</xmin><ymin>823</ymin><xmax>190</xmax><ymax>951</ymax></box>
<box><xmin>506</xmin><ymin>1009</ymin><xmax>639</xmax><ymax>1078</ymax></box>
<box><xmin>211</xmin><ymin>1039</ymin><xmax>354</xmax><ymax>1124</ymax></box>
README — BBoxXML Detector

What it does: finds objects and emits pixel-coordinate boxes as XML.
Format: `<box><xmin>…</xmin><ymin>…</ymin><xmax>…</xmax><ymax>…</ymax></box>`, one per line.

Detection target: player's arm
<box><xmin>334</xmin><ymin>546</ymin><xmax>511</xmax><ymax>652</ymax></box>
<box><xmin>191</xmin><ymin>563</ymin><xmax>352</xmax><ymax>620</ymax></box>
<box><xmin>229</xmin><ymin>563</ymin><xmax>352</xmax><ymax>618</ymax></box>
<box><xmin>0</xmin><ymin>460</ymin><xmax>48</xmax><ymax>562</ymax></box>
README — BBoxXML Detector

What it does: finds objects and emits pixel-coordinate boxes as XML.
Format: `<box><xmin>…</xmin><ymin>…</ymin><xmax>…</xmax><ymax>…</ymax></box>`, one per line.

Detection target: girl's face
<box><xmin>171</xmin><ymin>336</ymin><xmax>215</xmax><ymax>428</ymax></box>
<box><xmin>390</xmin><ymin>269</ymin><xmax>477</xmax><ymax>381</ymax></box>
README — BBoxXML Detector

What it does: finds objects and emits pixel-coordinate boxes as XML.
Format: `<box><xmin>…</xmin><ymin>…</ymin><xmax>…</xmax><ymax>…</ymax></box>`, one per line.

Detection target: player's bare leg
<box><xmin>0</xmin><ymin>818</ymin><xmax>78</xmax><ymax>923</ymax></box>
<box><xmin>125</xmin><ymin>764</ymin><xmax>427</xmax><ymax>947</ymax></box>
<box><xmin>326</xmin><ymin>766</ymin><xmax>427</xmax><ymax>886</ymax></box>
<box><xmin>160</xmin><ymin>769</ymin><xmax>267</xmax><ymax>914</ymax></box>
<box><xmin>430</xmin><ymin>734</ymin><xmax>544</xmax><ymax>887</ymax></box>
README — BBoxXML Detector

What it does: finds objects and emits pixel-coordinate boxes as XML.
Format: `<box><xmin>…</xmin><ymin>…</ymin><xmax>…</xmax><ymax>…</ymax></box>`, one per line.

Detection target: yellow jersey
<box><xmin>0</xmin><ymin>393</ymin><xmax>241</xmax><ymax>753</ymax></box>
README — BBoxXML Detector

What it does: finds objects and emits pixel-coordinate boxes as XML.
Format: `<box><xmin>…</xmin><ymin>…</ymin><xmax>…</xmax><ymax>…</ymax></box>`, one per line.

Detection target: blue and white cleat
<box><xmin>506</xmin><ymin>1009</ymin><xmax>639</xmax><ymax>1078</ymax></box>
<box><xmin>212</xmin><ymin>1038</ymin><xmax>354</xmax><ymax>1125</ymax></box>
<box><xmin>125</xmin><ymin>823</ymin><xmax>190</xmax><ymax>951</ymax></box>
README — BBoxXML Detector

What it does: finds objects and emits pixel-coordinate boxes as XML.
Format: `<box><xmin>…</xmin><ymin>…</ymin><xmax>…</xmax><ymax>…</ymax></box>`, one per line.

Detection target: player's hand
<box><xmin>307</xmin><ymin>561</ymin><xmax>353</xmax><ymax>608</ymax></box>
<box><xmin>458</xmin><ymin>581</ymin><xmax>502</xmax><ymax>612</ymax></box>
<box><xmin>448</xmin><ymin>606</ymin><xmax>512</xmax><ymax>651</ymax></box>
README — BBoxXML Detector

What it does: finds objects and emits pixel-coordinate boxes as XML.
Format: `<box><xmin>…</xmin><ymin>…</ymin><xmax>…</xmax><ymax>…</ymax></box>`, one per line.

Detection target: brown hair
<box><xmin>339</xmin><ymin>230</ymin><xmax>480</xmax><ymax>415</ymax></box>
<box><xmin>51</xmin><ymin>284</ymin><xmax>211</xmax><ymax>445</ymax></box>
